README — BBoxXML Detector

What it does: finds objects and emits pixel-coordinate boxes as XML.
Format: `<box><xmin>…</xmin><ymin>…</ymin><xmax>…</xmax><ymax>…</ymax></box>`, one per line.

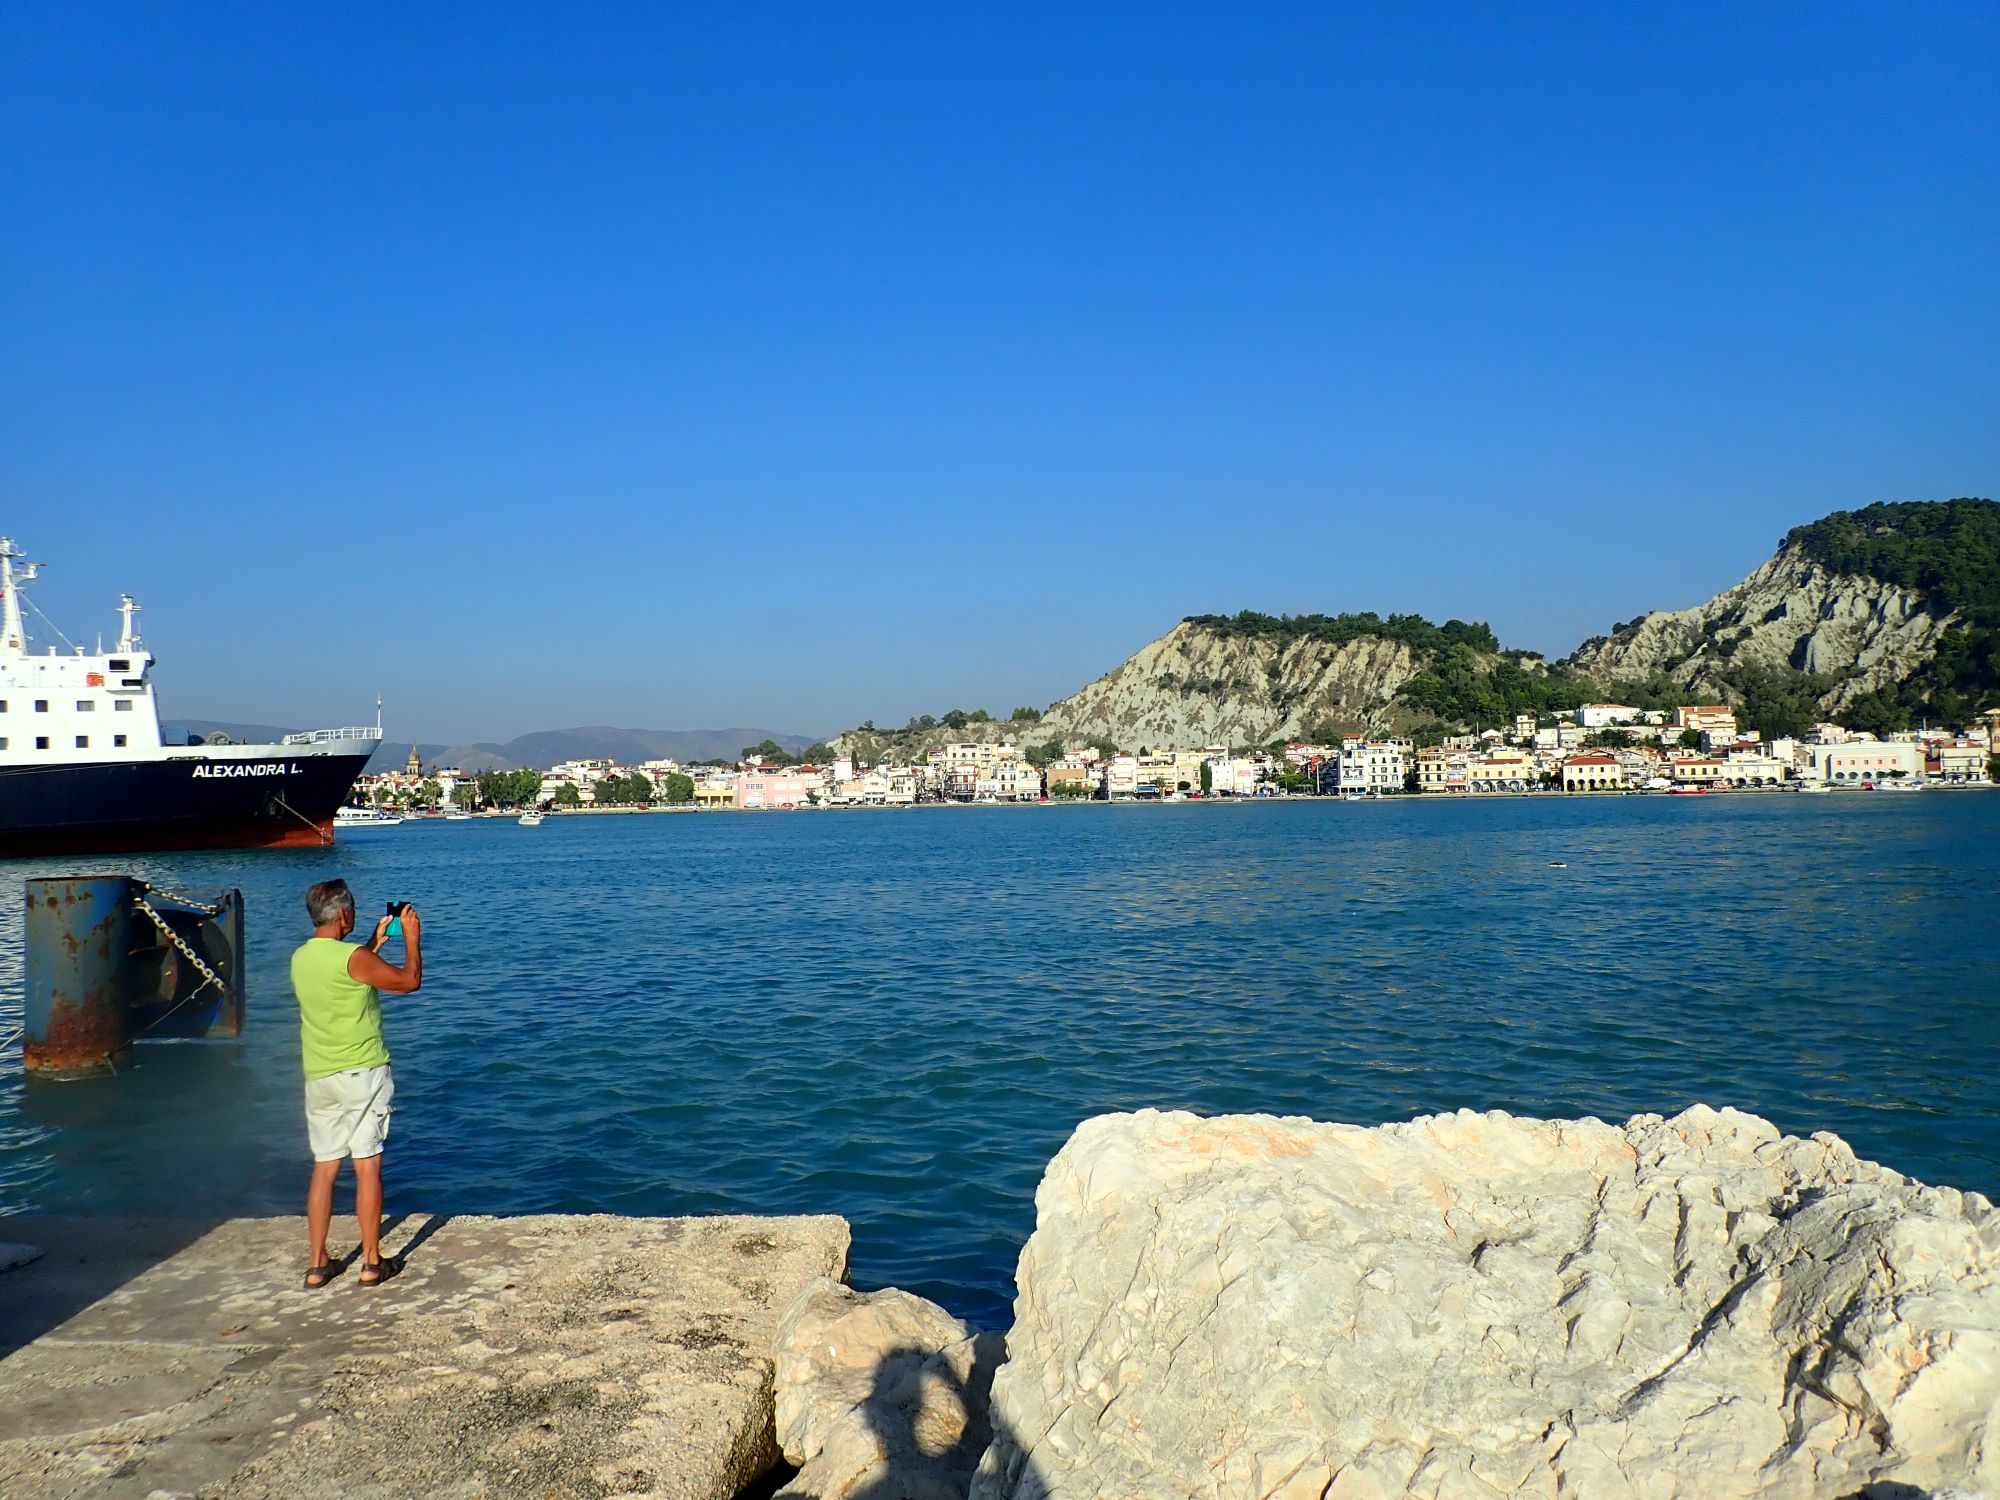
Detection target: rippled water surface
<box><xmin>3</xmin><ymin>796</ymin><xmax>1997</xmax><ymax>1325</ymax></box>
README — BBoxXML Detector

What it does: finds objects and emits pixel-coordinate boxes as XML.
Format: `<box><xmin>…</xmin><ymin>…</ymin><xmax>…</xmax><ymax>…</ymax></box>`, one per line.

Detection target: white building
<box><xmin>1337</xmin><ymin>737</ymin><xmax>1407</xmax><ymax>795</ymax></box>
<box><xmin>1575</xmin><ymin>704</ymin><xmax>1641</xmax><ymax>728</ymax></box>
<box><xmin>1806</xmin><ymin>741</ymin><xmax>1925</xmax><ymax>784</ymax></box>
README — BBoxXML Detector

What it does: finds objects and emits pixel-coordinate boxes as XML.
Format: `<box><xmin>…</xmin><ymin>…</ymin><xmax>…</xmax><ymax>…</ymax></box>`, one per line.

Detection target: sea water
<box><xmin>2</xmin><ymin>795</ymin><xmax>1996</xmax><ymax>1327</ymax></box>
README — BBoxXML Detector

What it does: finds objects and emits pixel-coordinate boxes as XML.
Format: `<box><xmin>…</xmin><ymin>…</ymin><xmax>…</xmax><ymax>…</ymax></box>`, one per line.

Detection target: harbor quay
<box><xmin>2</xmin><ymin>1104</ymin><xmax>1996</xmax><ymax>1499</ymax></box>
<box><xmin>357</xmin><ymin>703</ymin><xmax>2000</xmax><ymax>816</ymax></box>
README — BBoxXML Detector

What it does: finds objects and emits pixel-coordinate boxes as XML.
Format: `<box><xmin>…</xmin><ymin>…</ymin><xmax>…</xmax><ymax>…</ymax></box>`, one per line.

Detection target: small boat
<box><xmin>518</xmin><ymin>807</ymin><xmax>546</xmax><ymax>826</ymax></box>
<box><xmin>334</xmin><ymin>806</ymin><xmax>403</xmax><ymax>829</ymax></box>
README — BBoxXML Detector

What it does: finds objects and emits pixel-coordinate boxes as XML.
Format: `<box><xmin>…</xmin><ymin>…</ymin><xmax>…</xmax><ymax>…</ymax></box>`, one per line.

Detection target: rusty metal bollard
<box><xmin>22</xmin><ymin>876</ymin><xmax>244</xmax><ymax>1079</ymax></box>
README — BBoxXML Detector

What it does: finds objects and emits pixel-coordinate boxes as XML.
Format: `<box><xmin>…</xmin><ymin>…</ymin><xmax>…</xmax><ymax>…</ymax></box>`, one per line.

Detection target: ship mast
<box><xmin>0</xmin><ymin>537</ymin><xmax>39</xmax><ymax>657</ymax></box>
<box><xmin>117</xmin><ymin>593</ymin><xmax>141</xmax><ymax>652</ymax></box>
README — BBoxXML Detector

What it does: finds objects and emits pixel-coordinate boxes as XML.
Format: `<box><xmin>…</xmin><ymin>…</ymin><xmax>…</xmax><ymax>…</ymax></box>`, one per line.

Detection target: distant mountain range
<box><xmin>160</xmin><ymin>722</ymin><xmax>818</xmax><ymax>773</ymax></box>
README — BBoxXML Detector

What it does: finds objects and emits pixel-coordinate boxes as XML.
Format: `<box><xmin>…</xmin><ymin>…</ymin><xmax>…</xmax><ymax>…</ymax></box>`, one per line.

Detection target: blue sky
<box><xmin>3</xmin><ymin>4</ymin><xmax>1994</xmax><ymax>742</ymax></box>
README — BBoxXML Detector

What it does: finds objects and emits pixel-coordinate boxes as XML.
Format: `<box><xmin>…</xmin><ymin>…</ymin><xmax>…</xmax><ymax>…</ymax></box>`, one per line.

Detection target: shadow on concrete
<box><xmin>0</xmin><ymin>1216</ymin><xmax>224</xmax><ymax>1359</ymax></box>
<box><xmin>381</xmin><ymin>1211</ymin><xmax>453</xmax><ymax>1268</ymax></box>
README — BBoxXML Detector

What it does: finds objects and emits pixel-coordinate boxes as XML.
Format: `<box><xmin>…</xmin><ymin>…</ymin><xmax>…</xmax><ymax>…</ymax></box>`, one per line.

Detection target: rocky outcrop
<box><xmin>1566</xmin><ymin>543</ymin><xmax>1956</xmax><ymax>713</ymax></box>
<box><xmin>972</xmin><ymin>1106</ymin><xmax>2000</xmax><ymax>1500</ymax></box>
<box><xmin>1034</xmin><ymin>622</ymin><xmax>1424</xmax><ymax>750</ymax></box>
<box><xmin>772</xmin><ymin>1279</ymin><xmax>1004</xmax><ymax>1499</ymax></box>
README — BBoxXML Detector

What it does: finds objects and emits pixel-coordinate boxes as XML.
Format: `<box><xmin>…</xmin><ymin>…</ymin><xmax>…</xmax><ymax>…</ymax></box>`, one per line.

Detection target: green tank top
<box><xmin>291</xmin><ymin>938</ymin><xmax>389</xmax><ymax>1079</ymax></box>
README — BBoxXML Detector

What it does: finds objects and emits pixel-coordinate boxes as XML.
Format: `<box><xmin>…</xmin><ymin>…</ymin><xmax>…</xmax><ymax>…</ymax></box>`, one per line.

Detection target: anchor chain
<box><xmin>139</xmin><ymin>883</ymin><xmax>222</xmax><ymax>917</ymax></box>
<box><xmin>132</xmin><ymin>891</ymin><xmax>228</xmax><ymax>1026</ymax></box>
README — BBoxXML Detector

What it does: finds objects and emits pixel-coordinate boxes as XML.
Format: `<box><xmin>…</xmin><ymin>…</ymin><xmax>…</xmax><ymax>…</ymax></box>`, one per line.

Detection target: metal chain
<box><xmin>139</xmin><ymin>883</ymin><xmax>221</xmax><ymax>916</ymax></box>
<box><xmin>132</xmin><ymin>892</ymin><xmax>228</xmax><ymax>1004</ymax></box>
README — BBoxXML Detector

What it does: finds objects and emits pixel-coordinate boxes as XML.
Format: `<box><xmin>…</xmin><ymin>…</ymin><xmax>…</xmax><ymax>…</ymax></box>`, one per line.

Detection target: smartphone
<box><xmin>386</xmin><ymin>900</ymin><xmax>407</xmax><ymax>938</ymax></box>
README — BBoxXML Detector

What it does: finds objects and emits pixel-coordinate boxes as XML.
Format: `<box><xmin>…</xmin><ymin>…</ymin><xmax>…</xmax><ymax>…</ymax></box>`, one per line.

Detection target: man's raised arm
<box><xmin>349</xmin><ymin>905</ymin><xmax>423</xmax><ymax>994</ymax></box>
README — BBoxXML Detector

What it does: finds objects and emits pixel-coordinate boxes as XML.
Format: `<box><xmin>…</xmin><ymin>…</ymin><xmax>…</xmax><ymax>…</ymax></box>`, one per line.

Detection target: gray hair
<box><xmin>305</xmin><ymin>879</ymin><xmax>356</xmax><ymax>927</ymax></box>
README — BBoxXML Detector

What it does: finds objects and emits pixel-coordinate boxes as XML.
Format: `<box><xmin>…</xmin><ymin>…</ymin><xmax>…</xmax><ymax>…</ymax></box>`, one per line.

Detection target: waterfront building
<box><xmin>738</xmin><ymin>770</ymin><xmax>813</xmax><ymax>809</ymax></box>
<box><xmin>692</xmin><ymin>778</ymin><xmax>736</xmax><ymax>809</ymax></box>
<box><xmin>1209</xmin><ymin>757</ymin><xmax>1260</xmax><ymax>796</ymax></box>
<box><xmin>1413</xmin><ymin>746</ymin><xmax>1468</xmax><ymax>793</ymax></box>
<box><xmin>1560</xmin><ymin>752</ymin><xmax>1626</xmax><ymax>792</ymax></box>
<box><xmin>1465</xmin><ymin>750</ymin><xmax>1535</xmax><ymax>792</ymax></box>
<box><xmin>1046</xmin><ymin>761</ymin><xmax>1097</xmax><ymax>796</ymax></box>
<box><xmin>1719</xmin><ymin>750</ymin><xmax>1787</xmax><ymax>786</ymax></box>
<box><xmin>1104</xmin><ymin>754</ymin><xmax>1140</xmax><ymax>798</ymax></box>
<box><xmin>1806</xmin><ymin>741</ymin><xmax>1926</xmax><ymax>784</ymax></box>
<box><xmin>1669</xmin><ymin>756</ymin><xmax>1730</xmax><ymax>786</ymax></box>
<box><xmin>1931</xmin><ymin>742</ymin><xmax>1990</xmax><ymax>782</ymax></box>
<box><xmin>1336</xmin><ymin>736</ymin><xmax>1408</xmax><ymax>795</ymax></box>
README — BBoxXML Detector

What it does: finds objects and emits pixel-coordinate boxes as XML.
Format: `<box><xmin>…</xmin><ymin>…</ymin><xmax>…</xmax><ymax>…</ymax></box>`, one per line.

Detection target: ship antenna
<box><xmin>117</xmin><ymin>593</ymin><xmax>142</xmax><ymax>652</ymax></box>
<box><xmin>0</xmin><ymin>537</ymin><xmax>39</xmax><ymax>656</ymax></box>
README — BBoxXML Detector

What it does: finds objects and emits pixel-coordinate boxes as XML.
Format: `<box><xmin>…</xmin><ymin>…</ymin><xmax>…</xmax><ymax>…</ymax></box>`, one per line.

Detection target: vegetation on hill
<box><xmin>1787</xmin><ymin>498</ymin><xmax>2000</xmax><ymax>730</ymax></box>
<box><xmin>1184</xmin><ymin>611</ymin><xmax>1500</xmax><ymax>656</ymax></box>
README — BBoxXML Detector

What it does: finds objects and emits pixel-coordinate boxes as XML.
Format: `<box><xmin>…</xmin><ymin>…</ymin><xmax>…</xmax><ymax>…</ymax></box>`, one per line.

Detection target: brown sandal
<box><xmin>303</xmin><ymin>1261</ymin><xmax>334</xmax><ymax>1289</ymax></box>
<box><xmin>358</xmin><ymin>1258</ymin><xmax>397</xmax><ymax>1287</ymax></box>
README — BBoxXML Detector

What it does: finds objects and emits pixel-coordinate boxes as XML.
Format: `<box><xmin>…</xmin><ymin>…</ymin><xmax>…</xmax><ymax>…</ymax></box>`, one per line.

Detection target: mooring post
<box><xmin>23</xmin><ymin>876</ymin><xmax>141</xmax><ymax>1079</ymax></box>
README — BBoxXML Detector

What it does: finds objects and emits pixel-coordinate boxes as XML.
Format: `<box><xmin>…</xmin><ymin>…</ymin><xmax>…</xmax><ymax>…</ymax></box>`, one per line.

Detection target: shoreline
<box><xmin>420</xmin><ymin>780</ymin><xmax>1996</xmax><ymax>821</ymax></box>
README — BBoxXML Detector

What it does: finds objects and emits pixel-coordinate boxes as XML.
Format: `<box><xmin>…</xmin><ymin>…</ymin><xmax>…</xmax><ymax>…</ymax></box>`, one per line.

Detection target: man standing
<box><xmin>291</xmin><ymin>879</ymin><xmax>422</xmax><ymax>1288</ymax></box>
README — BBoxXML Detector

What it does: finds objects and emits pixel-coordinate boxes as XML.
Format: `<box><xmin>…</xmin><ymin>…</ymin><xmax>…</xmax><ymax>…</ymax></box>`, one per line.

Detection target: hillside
<box><xmin>832</xmin><ymin>499</ymin><xmax>2000</xmax><ymax>761</ymax></box>
<box><xmin>1567</xmin><ymin>498</ymin><xmax>1999</xmax><ymax>732</ymax></box>
<box><xmin>834</xmin><ymin>613</ymin><xmax>1526</xmax><ymax>761</ymax></box>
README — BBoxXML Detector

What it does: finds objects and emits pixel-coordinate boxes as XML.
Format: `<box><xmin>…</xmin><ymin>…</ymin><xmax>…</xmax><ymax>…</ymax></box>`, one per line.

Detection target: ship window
<box><xmin>110</xmin><ymin>659</ymin><xmax>130</xmax><ymax>671</ymax></box>
<box><xmin>76</xmin><ymin>699</ymin><xmax>95</xmax><ymax>712</ymax></box>
<box><xmin>76</xmin><ymin>735</ymin><xmax>89</xmax><ymax>748</ymax></box>
<box><xmin>114</xmin><ymin>734</ymin><xmax>127</xmax><ymax>748</ymax></box>
<box><xmin>115</xmin><ymin>699</ymin><xmax>133</xmax><ymax>712</ymax></box>
<box><xmin>34</xmin><ymin>699</ymin><xmax>47</xmax><ymax>712</ymax></box>
<box><xmin>35</xmin><ymin>736</ymin><xmax>49</xmax><ymax>749</ymax></box>
<box><xmin>0</xmin><ymin>737</ymin><xmax>6</xmax><ymax>749</ymax></box>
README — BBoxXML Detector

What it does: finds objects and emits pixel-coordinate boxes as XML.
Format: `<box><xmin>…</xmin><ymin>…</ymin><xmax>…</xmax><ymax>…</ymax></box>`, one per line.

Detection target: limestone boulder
<box><xmin>774</xmin><ymin>1278</ymin><xmax>1004</xmax><ymax>1499</ymax></box>
<box><xmin>971</xmin><ymin>1105</ymin><xmax>2000</xmax><ymax>1500</ymax></box>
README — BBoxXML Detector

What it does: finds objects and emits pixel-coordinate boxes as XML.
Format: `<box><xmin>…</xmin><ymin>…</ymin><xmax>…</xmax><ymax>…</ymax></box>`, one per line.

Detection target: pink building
<box><xmin>737</xmin><ymin>771</ymin><xmax>814</xmax><ymax>809</ymax></box>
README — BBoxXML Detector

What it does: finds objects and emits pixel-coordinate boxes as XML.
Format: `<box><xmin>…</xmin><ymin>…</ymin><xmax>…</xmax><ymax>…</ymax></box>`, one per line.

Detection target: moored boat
<box><xmin>0</xmin><ymin>536</ymin><xmax>380</xmax><ymax>857</ymax></box>
<box><xmin>335</xmin><ymin>806</ymin><xmax>405</xmax><ymax>829</ymax></box>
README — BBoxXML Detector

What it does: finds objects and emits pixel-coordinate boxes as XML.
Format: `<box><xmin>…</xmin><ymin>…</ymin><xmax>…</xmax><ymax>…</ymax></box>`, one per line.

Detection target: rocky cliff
<box><xmin>1036</xmin><ymin>620</ymin><xmax>1433</xmax><ymax>749</ymax></box>
<box><xmin>1565</xmin><ymin>541</ymin><xmax>1958</xmax><ymax>714</ymax></box>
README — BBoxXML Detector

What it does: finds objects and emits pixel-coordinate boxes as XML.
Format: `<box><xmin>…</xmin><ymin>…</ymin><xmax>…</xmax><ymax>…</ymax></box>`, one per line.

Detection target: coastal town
<box><xmin>351</xmin><ymin>702</ymin><xmax>2000</xmax><ymax>814</ymax></box>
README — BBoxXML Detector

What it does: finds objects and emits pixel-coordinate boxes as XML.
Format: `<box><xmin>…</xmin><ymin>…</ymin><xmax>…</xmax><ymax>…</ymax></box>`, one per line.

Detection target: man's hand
<box><xmin>350</xmin><ymin>903</ymin><xmax>423</xmax><ymax>995</ymax></box>
<box><xmin>368</xmin><ymin>911</ymin><xmax>395</xmax><ymax>952</ymax></box>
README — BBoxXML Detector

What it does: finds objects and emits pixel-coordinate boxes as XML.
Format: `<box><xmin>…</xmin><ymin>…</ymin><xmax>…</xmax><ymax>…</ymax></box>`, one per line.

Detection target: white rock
<box><xmin>774</xmin><ymin>1278</ymin><xmax>1005</xmax><ymax>1500</ymax></box>
<box><xmin>971</xmin><ymin>1105</ymin><xmax>2000</xmax><ymax>1500</ymax></box>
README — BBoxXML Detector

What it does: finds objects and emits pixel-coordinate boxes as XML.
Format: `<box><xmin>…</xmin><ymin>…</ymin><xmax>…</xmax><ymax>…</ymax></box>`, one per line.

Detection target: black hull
<box><xmin>0</xmin><ymin>750</ymin><xmax>373</xmax><ymax>858</ymax></box>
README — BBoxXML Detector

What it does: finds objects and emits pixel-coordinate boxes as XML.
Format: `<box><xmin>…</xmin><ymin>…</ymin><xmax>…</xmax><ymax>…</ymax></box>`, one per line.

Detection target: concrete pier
<box><xmin>0</xmin><ymin>1212</ymin><xmax>850</xmax><ymax>1499</ymax></box>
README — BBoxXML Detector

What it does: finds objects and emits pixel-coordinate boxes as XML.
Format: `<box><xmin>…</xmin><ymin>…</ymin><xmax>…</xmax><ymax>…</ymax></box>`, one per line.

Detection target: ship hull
<box><xmin>0</xmin><ymin>750</ymin><xmax>374</xmax><ymax>858</ymax></box>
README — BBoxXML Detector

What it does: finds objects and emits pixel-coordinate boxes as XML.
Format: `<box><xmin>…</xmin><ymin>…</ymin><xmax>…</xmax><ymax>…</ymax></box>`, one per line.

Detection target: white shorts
<box><xmin>305</xmin><ymin>1064</ymin><xmax>395</xmax><ymax>1162</ymax></box>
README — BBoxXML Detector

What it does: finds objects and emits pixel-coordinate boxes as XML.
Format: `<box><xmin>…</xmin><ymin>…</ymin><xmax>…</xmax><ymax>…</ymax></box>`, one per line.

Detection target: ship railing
<box><xmin>282</xmin><ymin>725</ymin><xmax>386</xmax><ymax>746</ymax></box>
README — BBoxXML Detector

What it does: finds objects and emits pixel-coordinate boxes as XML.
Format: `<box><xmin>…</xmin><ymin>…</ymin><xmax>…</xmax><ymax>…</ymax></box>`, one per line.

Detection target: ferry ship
<box><xmin>0</xmin><ymin>537</ymin><xmax>380</xmax><ymax>856</ymax></box>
